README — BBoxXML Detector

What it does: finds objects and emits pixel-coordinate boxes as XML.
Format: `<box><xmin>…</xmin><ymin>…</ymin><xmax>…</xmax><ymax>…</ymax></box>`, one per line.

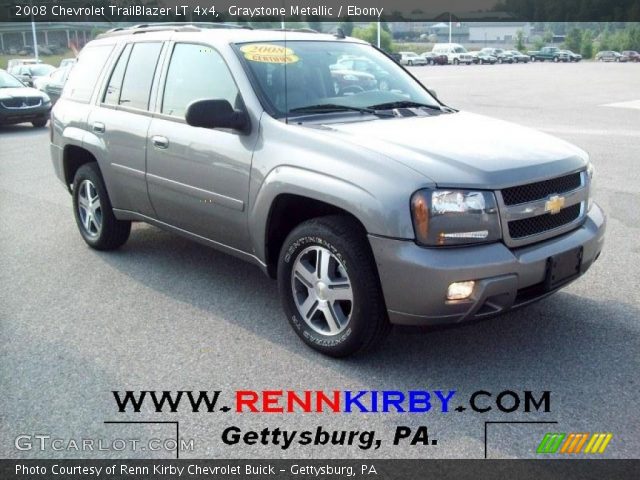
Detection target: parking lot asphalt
<box><xmin>1</xmin><ymin>61</ymin><xmax>639</xmax><ymax>459</ymax></box>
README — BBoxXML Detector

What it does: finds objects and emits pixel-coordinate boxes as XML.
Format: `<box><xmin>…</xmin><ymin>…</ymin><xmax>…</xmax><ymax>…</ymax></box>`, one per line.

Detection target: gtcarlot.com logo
<box><xmin>537</xmin><ymin>432</ymin><xmax>613</xmax><ymax>454</ymax></box>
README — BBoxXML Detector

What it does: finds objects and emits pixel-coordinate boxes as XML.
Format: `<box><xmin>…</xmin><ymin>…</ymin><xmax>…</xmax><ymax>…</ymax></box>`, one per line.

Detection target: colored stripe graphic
<box><xmin>538</xmin><ymin>433</ymin><xmax>613</xmax><ymax>454</ymax></box>
<box><xmin>584</xmin><ymin>433</ymin><xmax>613</xmax><ymax>454</ymax></box>
<box><xmin>537</xmin><ymin>433</ymin><xmax>565</xmax><ymax>453</ymax></box>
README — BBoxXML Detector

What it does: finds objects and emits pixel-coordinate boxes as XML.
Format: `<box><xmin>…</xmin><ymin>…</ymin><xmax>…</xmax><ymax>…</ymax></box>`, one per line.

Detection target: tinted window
<box><xmin>119</xmin><ymin>42</ymin><xmax>162</xmax><ymax>110</ymax></box>
<box><xmin>103</xmin><ymin>44</ymin><xmax>132</xmax><ymax>105</ymax></box>
<box><xmin>64</xmin><ymin>45</ymin><xmax>114</xmax><ymax>102</ymax></box>
<box><xmin>162</xmin><ymin>44</ymin><xmax>239</xmax><ymax>118</ymax></box>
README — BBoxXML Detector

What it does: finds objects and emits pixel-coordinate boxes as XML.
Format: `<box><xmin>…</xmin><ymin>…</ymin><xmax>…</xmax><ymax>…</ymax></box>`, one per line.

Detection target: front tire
<box><xmin>72</xmin><ymin>163</ymin><xmax>131</xmax><ymax>250</ymax></box>
<box><xmin>32</xmin><ymin>118</ymin><xmax>47</xmax><ymax>128</ymax></box>
<box><xmin>277</xmin><ymin>215</ymin><xmax>389</xmax><ymax>357</ymax></box>
<box><xmin>453</xmin><ymin>58</ymin><xmax>459</xmax><ymax>65</ymax></box>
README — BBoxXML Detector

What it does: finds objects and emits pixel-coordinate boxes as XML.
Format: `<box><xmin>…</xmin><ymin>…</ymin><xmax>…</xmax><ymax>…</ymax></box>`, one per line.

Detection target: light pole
<box><xmin>377</xmin><ymin>22</ymin><xmax>381</xmax><ymax>48</ymax></box>
<box><xmin>31</xmin><ymin>21</ymin><xmax>38</xmax><ymax>61</ymax></box>
<box><xmin>30</xmin><ymin>0</ymin><xmax>38</xmax><ymax>61</ymax></box>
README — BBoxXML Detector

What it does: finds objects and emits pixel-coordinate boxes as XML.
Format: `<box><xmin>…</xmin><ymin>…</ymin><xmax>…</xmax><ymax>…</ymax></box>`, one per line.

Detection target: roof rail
<box><xmin>96</xmin><ymin>22</ymin><xmax>252</xmax><ymax>39</ymax></box>
<box><xmin>271</xmin><ymin>28</ymin><xmax>319</xmax><ymax>34</ymax></box>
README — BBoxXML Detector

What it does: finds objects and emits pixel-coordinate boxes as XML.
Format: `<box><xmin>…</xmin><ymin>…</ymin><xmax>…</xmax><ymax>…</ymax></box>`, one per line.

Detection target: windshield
<box><xmin>237</xmin><ymin>41</ymin><xmax>439</xmax><ymax>118</ymax></box>
<box><xmin>0</xmin><ymin>70</ymin><xmax>24</xmax><ymax>88</ymax></box>
<box><xmin>29</xmin><ymin>65</ymin><xmax>55</xmax><ymax>76</ymax></box>
<box><xmin>453</xmin><ymin>47</ymin><xmax>467</xmax><ymax>53</ymax></box>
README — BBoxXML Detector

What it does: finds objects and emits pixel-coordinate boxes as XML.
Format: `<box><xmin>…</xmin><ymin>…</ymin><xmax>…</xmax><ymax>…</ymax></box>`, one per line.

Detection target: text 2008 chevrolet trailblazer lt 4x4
<box><xmin>50</xmin><ymin>25</ymin><xmax>605</xmax><ymax>357</ymax></box>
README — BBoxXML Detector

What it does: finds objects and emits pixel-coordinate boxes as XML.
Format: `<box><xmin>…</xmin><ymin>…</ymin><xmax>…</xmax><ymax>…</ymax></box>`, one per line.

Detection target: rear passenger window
<box><xmin>103</xmin><ymin>44</ymin><xmax>132</xmax><ymax>105</ymax></box>
<box><xmin>161</xmin><ymin>44</ymin><xmax>240</xmax><ymax>118</ymax></box>
<box><xmin>118</xmin><ymin>42</ymin><xmax>162</xmax><ymax>110</ymax></box>
<box><xmin>63</xmin><ymin>45</ymin><xmax>114</xmax><ymax>102</ymax></box>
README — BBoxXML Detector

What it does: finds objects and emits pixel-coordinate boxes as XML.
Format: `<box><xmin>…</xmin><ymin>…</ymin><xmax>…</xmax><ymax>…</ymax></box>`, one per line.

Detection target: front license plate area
<box><xmin>545</xmin><ymin>246</ymin><xmax>583</xmax><ymax>290</ymax></box>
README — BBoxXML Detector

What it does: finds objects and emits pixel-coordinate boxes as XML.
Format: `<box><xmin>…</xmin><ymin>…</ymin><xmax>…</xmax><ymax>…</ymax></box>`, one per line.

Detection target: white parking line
<box><xmin>601</xmin><ymin>100</ymin><xmax>640</xmax><ymax>109</ymax></box>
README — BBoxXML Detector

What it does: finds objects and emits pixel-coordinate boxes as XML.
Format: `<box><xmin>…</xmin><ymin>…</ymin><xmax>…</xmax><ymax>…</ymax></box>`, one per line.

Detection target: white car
<box><xmin>432</xmin><ymin>43</ymin><xmax>474</xmax><ymax>65</ymax></box>
<box><xmin>398</xmin><ymin>52</ymin><xmax>427</xmax><ymax>66</ymax></box>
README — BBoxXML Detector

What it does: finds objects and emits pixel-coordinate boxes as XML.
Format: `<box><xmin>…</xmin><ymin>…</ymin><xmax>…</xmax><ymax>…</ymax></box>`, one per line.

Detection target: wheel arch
<box><xmin>62</xmin><ymin>145</ymin><xmax>100</xmax><ymax>191</ymax></box>
<box><xmin>249</xmin><ymin>167</ymin><xmax>386</xmax><ymax>279</ymax></box>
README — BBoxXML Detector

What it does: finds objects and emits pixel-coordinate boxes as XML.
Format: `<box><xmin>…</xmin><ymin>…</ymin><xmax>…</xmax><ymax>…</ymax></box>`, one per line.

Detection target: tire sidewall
<box><xmin>278</xmin><ymin>226</ymin><xmax>374</xmax><ymax>356</ymax></box>
<box><xmin>72</xmin><ymin>163</ymin><xmax>125</xmax><ymax>249</ymax></box>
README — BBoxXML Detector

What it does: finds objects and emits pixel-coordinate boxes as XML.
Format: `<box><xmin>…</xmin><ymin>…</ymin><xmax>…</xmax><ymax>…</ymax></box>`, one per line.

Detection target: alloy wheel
<box><xmin>291</xmin><ymin>246</ymin><xmax>353</xmax><ymax>336</ymax></box>
<box><xmin>77</xmin><ymin>179</ymin><xmax>102</xmax><ymax>238</ymax></box>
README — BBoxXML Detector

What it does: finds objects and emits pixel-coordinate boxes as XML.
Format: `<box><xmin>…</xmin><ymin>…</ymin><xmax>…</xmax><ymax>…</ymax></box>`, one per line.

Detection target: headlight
<box><xmin>411</xmin><ymin>189</ymin><xmax>501</xmax><ymax>246</ymax></box>
<box><xmin>586</xmin><ymin>161</ymin><xmax>595</xmax><ymax>210</ymax></box>
<box><xmin>42</xmin><ymin>94</ymin><xmax>51</xmax><ymax>104</ymax></box>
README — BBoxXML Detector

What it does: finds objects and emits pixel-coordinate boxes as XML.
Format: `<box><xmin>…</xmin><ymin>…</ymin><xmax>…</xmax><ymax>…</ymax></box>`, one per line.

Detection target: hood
<box><xmin>0</xmin><ymin>87</ymin><xmax>45</xmax><ymax>100</ymax></box>
<box><xmin>311</xmin><ymin>111</ymin><xmax>587</xmax><ymax>189</ymax></box>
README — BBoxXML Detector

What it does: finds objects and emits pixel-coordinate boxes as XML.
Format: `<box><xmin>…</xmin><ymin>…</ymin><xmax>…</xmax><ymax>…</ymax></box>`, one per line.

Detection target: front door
<box><xmin>146</xmin><ymin>43</ymin><xmax>255</xmax><ymax>252</ymax></box>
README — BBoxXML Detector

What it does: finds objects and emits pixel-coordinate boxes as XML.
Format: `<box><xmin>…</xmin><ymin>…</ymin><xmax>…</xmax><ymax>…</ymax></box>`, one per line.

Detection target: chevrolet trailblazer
<box><xmin>50</xmin><ymin>24</ymin><xmax>605</xmax><ymax>356</ymax></box>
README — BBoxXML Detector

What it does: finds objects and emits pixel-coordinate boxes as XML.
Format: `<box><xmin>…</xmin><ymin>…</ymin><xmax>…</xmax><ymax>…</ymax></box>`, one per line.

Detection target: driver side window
<box><xmin>161</xmin><ymin>44</ymin><xmax>240</xmax><ymax>118</ymax></box>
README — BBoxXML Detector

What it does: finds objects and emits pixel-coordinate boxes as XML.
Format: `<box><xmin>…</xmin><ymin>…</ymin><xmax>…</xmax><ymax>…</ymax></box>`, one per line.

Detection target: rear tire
<box><xmin>277</xmin><ymin>215</ymin><xmax>390</xmax><ymax>357</ymax></box>
<box><xmin>72</xmin><ymin>163</ymin><xmax>131</xmax><ymax>250</ymax></box>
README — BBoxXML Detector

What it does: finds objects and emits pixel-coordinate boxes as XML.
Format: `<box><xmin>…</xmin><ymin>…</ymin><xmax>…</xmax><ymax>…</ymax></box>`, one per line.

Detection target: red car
<box><xmin>622</xmin><ymin>51</ymin><xmax>640</xmax><ymax>62</ymax></box>
<box><xmin>420</xmin><ymin>52</ymin><xmax>448</xmax><ymax>65</ymax></box>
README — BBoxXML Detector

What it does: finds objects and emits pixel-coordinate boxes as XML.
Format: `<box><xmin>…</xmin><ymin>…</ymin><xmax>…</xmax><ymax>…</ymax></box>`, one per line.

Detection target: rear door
<box><xmin>87</xmin><ymin>41</ymin><xmax>165</xmax><ymax>217</ymax></box>
<box><xmin>145</xmin><ymin>42</ymin><xmax>255</xmax><ymax>252</ymax></box>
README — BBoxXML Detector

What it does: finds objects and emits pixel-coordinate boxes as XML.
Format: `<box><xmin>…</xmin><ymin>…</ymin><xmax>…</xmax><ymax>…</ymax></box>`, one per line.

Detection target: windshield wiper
<box><xmin>289</xmin><ymin>104</ymin><xmax>394</xmax><ymax>117</ymax></box>
<box><xmin>367</xmin><ymin>100</ymin><xmax>443</xmax><ymax>111</ymax></box>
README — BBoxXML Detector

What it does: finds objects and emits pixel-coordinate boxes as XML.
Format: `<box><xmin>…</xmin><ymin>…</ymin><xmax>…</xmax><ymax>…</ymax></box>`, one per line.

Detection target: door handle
<box><xmin>92</xmin><ymin>122</ymin><xmax>105</xmax><ymax>134</ymax></box>
<box><xmin>152</xmin><ymin>135</ymin><xmax>169</xmax><ymax>149</ymax></box>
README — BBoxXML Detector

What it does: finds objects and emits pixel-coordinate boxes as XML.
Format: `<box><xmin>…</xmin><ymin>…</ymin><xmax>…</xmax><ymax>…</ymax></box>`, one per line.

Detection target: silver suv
<box><xmin>50</xmin><ymin>24</ymin><xmax>606</xmax><ymax>357</ymax></box>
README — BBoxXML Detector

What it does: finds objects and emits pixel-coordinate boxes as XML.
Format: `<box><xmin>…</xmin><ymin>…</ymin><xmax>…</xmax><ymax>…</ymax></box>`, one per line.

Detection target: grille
<box><xmin>501</xmin><ymin>173</ymin><xmax>581</xmax><ymax>206</ymax></box>
<box><xmin>508</xmin><ymin>204</ymin><xmax>581</xmax><ymax>239</ymax></box>
<box><xmin>0</xmin><ymin>97</ymin><xmax>41</xmax><ymax>109</ymax></box>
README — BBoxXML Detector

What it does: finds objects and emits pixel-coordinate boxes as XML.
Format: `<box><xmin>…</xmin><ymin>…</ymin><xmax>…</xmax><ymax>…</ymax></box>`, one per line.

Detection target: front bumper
<box><xmin>370</xmin><ymin>203</ymin><xmax>606</xmax><ymax>326</ymax></box>
<box><xmin>0</xmin><ymin>103</ymin><xmax>50</xmax><ymax>125</ymax></box>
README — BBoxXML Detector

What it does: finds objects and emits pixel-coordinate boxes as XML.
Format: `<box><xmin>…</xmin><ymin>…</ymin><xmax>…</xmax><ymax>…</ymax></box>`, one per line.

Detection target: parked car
<box><xmin>9</xmin><ymin>63</ymin><xmax>56</xmax><ymax>87</ymax></box>
<box><xmin>7</xmin><ymin>58</ymin><xmax>42</xmax><ymax>71</ymax></box>
<box><xmin>479</xmin><ymin>48</ymin><xmax>513</xmax><ymax>63</ymax></box>
<box><xmin>330</xmin><ymin>67</ymin><xmax>377</xmax><ymax>95</ymax></box>
<box><xmin>398</xmin><ymin>51</ymin><xmax>427</xmax><ymax>66</ymax></box>
<box><xmin>560</xmin><ymin>50</ymin><xmax>582</xmax><ymax>62</ymax></box>
<box><xmin>621</xmin><ymin>50</ymin><xmax>640</xmax><ymax>62</ymax></box>
<box><xmin>34</xmin><ymin>66</ymin><xmax>72</xmax><ymax>105</ymax></box>
<box><xmin>387</xmin><ymin>52</ymin><xmax>402</xmax><ymax>63</ymax></box>
<box><xmin>504</xmin><ymin>50</ymin><xmax>530</xmax><ymax>63</ymax></box>
<box><xmin>0</xmin><ymin>69</ymin><xmax>51</xmax><ymax>127</ymax></box>
<box><xmin>595</xmin><ymin>51</ymin><xmax>628</xmax><ymax>62</ymax></box>
<box><xmin>471</xmin><ymin>51</ymin><xmax>497</xmax><ymax>64</ymax></box>
<box><xmin>332</xmin><ymin>56</ymin><xmax>393</xmax><ymax>91</ymax></box>
<box><xmin>50</xmin><ymin>26</ymin><xmax>605</xmax><ymax>357</ymax></box>
<box><xmin>432</xmin><ymin>43</ymin><xmax>474</xmax><ymax>65</ymax></box>
<box><xmin>528</xmin><ymin>46</ymin><xmax>569</xmax><ymax>62</ymax></box>
<box><xmin>419</xmin><ymin>52</ymin><xmax>448</xmax><ymax>65</ymax></box>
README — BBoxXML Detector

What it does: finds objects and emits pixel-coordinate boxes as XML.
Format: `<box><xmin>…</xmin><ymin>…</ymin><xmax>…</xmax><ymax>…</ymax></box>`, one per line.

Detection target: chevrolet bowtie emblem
<box><xmin>545</xmin><ymin>195</ymin><xmax>565</xmax><ymax>215</ymax></box>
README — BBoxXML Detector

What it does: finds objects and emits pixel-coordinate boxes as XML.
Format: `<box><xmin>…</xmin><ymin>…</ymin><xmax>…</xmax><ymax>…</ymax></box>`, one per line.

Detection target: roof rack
<box><xmin>271</xmin><ymin>28</ymin><xmax>319</xmax><ymax>34</ymax></box>
<box><xmin>97</xmin><ymin>22</ymin><xmax>252</xmax><ymax>39</ymax></box>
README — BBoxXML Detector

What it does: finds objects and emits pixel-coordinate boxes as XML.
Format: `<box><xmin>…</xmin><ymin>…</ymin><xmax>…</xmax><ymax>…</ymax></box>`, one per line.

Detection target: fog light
<box><xmin>447</xmin><ymin>281</ymin><xmax>475</xmax><ymax>300</ymax></box>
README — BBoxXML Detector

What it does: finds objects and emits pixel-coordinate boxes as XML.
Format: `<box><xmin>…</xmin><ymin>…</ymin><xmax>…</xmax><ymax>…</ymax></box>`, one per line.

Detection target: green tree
<box><xmin>565</xmin><ymin>27</ymin><xmax>582</xmax><ymax>52</ymax></box>
<box><xmin>533</xmin><ymin>37</ymin><xmax>545</xmax><ymax>50</ymax></box>
<box><xmin>515</xmin><ymin>29</ymin><xmax>525</xmax><ymax>51</ymax></box>
<box><xmin>581</xmin><ymin>30</ymin><xmax>594</xmax><ymax>58</ymax></box>
<box><xmin>351</xmin><ymin>23</ymin><xmax>393</xmax><ymax>52</ymax></box>
<box><xmin>542</xmin><ymin>29</ymin><xmax>554</xmax><ymax>44</ymax></box>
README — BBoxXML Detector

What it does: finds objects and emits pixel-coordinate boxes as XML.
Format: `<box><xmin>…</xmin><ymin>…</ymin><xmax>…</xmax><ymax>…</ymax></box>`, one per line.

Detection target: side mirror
<box><xmin>427</xmin><ymin>88</ymin><xmax>438</xmax><ymax>99</ymax></box>
<box><xmin>185</xmin><ymin>99</ymin><xmax>250</xmax><ymax>133</ymax></box>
